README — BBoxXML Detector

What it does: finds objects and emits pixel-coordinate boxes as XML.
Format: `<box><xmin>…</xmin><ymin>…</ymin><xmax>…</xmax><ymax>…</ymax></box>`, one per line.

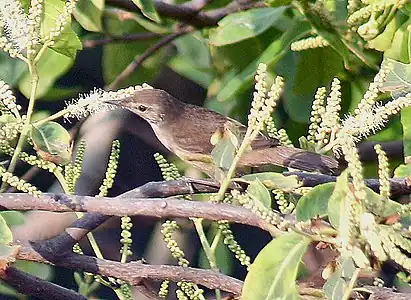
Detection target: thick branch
<box><xmin>17</xmin><ymin>242</ymin><xmax>243</xmax><ymax>295</ymax></box>
<box><xmin>0</xmin><ymin>193</ymin><xmax>274</xmax><ymax>233</ymax></box>
<box><xmin>0</xmin><ymin>267</ymin><xmax>86</xmax><ymax>300</ymax></box>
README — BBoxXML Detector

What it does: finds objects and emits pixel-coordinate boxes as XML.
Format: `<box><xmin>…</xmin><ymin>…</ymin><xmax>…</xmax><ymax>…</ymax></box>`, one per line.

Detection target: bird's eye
<box><xmin>138</xmin><ymin>105</ymin><xmax>148</xmax><ymax>112</ymax></box>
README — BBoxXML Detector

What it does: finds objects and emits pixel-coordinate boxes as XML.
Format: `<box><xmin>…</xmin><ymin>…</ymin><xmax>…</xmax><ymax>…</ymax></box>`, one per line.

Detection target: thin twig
<box><xmin>0</xmin><ymin>267</ymin><xmax>86</xmax><ymax>300</ymax></box>
<box><xmin>106</xmin><ymin>0</ymin><xmax>265</xmax><ymax>27</ymax></box>
<box><xmin>82</xmin><ymin>32</ymin><xmax>163</xmax><ymax>48</ymax></box>
<box><xmin>108</xmin><ymin>26</ymin><xmax>194</xmax><ymax>90</ymax></box>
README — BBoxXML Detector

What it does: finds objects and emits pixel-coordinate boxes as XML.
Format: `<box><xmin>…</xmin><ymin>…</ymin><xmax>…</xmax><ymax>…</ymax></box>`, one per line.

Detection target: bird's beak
<box><xmin>106</xmin><ymin>97</ymin><xmax>131</xmax><ymax>108</ymax></box>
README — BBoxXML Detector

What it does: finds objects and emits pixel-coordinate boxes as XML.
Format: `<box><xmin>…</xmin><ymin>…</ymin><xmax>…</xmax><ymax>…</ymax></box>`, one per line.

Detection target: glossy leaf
<box><xmin>401</xmin><ymin>107</ymin><xmax>411</xmax><ymax>161</ymax></box>
<box><xmin>216</xmin><ymin>21</ymin><xmax>311</xmax><ymax>102</ymax></box>
<box><xmin>247</xmin><ymin>178</ymin><xmax>272</xmax><ymax>208</ymax></box>
<box><xmin>0</xmin><ymin>52</ymin><xmax>26</xmax><ymax>86</ymax></box>
<box><xmin>169</xmin><ymin>31</ymin><xmax>213</xmax><ymax>88</ymax></box>
<box><xmin>394</xmin><ymin>164</ymin><xmax>411</xmax><ymax>177</ymax></box>
<box><xmin>0</xmin><ymin>215</ymin><xmax>12</xmax><ymax>244</ymax></box>
<box><xmin>367</xmin><ymin>17</ymin><xmax>398</xmax><ymax>52</ymax></box>
<box><xmin>242</xmin><ymin>172</ymin><xmax>301</xmax><ymax>190</ymax></box>
<box><xmin>211</xmin><ymin>130</ymin><xmax>238</xmax><ymax>170</ymax></box>
<box><xmin>40</xmin><ymin>0</ymin><xmax>82</xmax><ymax>59</ymax></box>
<box><xmin>296</xmin><ymin>182</ymin><xmax>335</xmax><ymax>221</ymax></box>
<box><xmin>131</xmin><ymin>0</ymin><xmax>161</xmax><ymax>23</ymax></box>
<box><xmin>0</xmin><ymin>215</ymin><xmax>18</xmax><ymax>272</ymax></box>
<box><xmin>385</xmin><ymin>19</ymin><xmax>411</xmax><ymax>63</ymax></box>
<box><xmin>381</xmin><ymin>58</ymin><xmax>411</xmax><ymax>99</ymax></box>
<box><xmin>103</xmin><ymin>14</ymin><xmax>162</xmax><ymax>87</ymax></box>
<box><xmin>242</xmin><ymin>232</ymin><xmax>310</xmax><ymax>300</ymax></box>
<box><xmin>19</xmin><ymin>48</ymin><xmax>74</xmax><ymax>99</ymax></box>
<box><xmin>209</xmin><ymin>8</ymin><xmax>286</xmax><ymax>46</ymax></box>
<box><xmin>31</xmin><ymin>122</ymin><xmax>72</xmax><ymax>165</ymax></box>
<box><xmin>73</xmin><ymin>0</ymin><xmax>104</xmax><ymax>32</ymax></box>
<box><xmin>327</xmin><ymin>171</ymin><xmax>349</xmax><ymax>229</ymax></box>
<box><xmin>278</xmin><ymin>47</ymin><xmax>344</xmax><ymax>122</ymax></box>
<box><xmin>300</xmin><ymin>2</ymin><xmax>376</xmax><ymax>70</ymax></box>
<box><xmin>0</xmin><ymin>212</ymin><xmax>25</xmax><ymax>227</ymax></box>
<box><xmin>323</xmin><ymin>268</ymin><xmax>346</xmax><ymax>300</ymax></box>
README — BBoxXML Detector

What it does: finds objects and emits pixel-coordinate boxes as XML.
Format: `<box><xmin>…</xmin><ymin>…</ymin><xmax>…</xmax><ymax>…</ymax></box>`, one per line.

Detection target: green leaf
<box><xmin>0</xmin><ymin>215</ymin><xmax>17</xmax><ymax>272</ymax></box>
<box><xmin>327</xmin><ymin>171</ymin><xmax>349</xmax><ymax>229</ymax></box>
<box><xmin>169</xmin><ymin>31</ymin><xmax>213</xmax><ymax>88</ymax></box>
<box><xmin>266</xmin><ymin>0</ymin><xmax>292</xmax><ymax>8</ymax></box>
<box><xmin>323</xmin><ymin>268</ymin><xmax>347</xmax><ymax>300</ymax></box>
<box><xmin>211</xmin><ymin>132</ymin><xmax>238</xmax><ymax>170</ymax></box>
<box><xmin>367</xmin><ymin>16</ymin><xmax>398</xmax><ymax>52</ymax></box>
<box><xmin>31</xmin><ymin>121</ymin><xmax>72</xmax><ymax>165</ymax></box>
<box><xmin>216</xmin><ymin>21</ymin><xmax>311</xmax><ymax>102</ymax></box>
<box><xmin>385</xmin><ymin>19</ymin><xmax>411</xmax><ymax>63</ymax></box>
<box><xmin>18</xmin><ymin>48</ymin><xmax>74</xmax><ymax>99</ymax></box>
<box><xmin>394</xmin><ymin>164</ymin><xmax>411</xmax><ymax>177</ymax></box>
<box><xmin>0</xmin><ymin>212</ymin><xmax>24</xmax><ymax>227</ymax></box>
<box><xmin>381</xmin><ymin>58</ymin><xmax>411</xmax><ymax>99</ymax></box>
<box><xmin>0</xmin><ymin>215</ymin><xmax>12</xmax><ymax>244</ymax></box>
<box><xmin>0</xmin><ymin>52</ymin><xmax>26</xmax><ymax>86</ymax></box>
<box><xmin>324</xmin><ymin>257</ymin><xmax>358</xmax><ymax>300</ymax></box>
<box><xmin>73</xmin><ymin>0</ymin><xmax>104</xmax><ymax>32</ymax></box>
<box><xmin>209</xmin><ymin>8</ymin><xmax>286</xmax><ymax>46</ymax></box>
<box><xmin>40</xmin><ymin>0</ymin><xmax>82</xmax><ymax>59</ymax></box>
<box><xmin>300</xmin><ymin>2</ymin><xmax>377</xmax><ymax>70</ymax></box>
<box><xmin>401</xmin><ymin>105</ymin><xmax>411</xmax><ymax>159</ymax></box>
<box><xmin>247</xmin><ymin>178</ymin><xmax>272</xmax><ymax>208</ymax></box>
<box><xmin>131</xmin><ymin>0</ymin><xmax>161</xmax><ymax>23</ymax></box>
<box><xmin>102</xmin><ymin>14</ymin><xmax>162</xmax><ymax>87</ymax></box>
<box><xmin>296</xmin><ymin>182</ymin><xmax>335</xmax><ymax>221</ymax></box>
<box><xmin>341</xmin><ymin>256</ymin><xmax>356</xmax><ymax>279</ymax></box>
<box><xmin>241</xmin><ymin>172</ymin><xmax>302</xmax><ymax>190</ymax></box>
<box><xmin>278</xmin><ymin>47</ymin><xmax>344</xmax><ymax>122</ymax></box>
<box><xmin>242</xmin><ymin>232</ymin><xmax>310</xmax><ymax>300</ymax></box>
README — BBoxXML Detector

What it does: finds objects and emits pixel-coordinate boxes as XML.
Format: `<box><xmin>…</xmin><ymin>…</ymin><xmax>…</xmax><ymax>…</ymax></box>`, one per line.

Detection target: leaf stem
<box><xmin>32</xmin><ymin>108</ymin><xmax>70</xmax><ymax>127</ymax></box>
<box><xmin>192</xmin><ymin>218</ymin><xmax>221</xmax><ymax>300</ymax></box>
<box><xmin>1</xmin><ymin>60</ymin><xmax>39</xmax><ymax>191</ymax></box>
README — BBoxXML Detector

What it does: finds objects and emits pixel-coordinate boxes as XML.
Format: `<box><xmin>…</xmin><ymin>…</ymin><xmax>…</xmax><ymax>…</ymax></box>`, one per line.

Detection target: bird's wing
<box><xmin>170</xmin><ymin>107</ymin><xmax>280</xmax><ymax>155</ymax></box>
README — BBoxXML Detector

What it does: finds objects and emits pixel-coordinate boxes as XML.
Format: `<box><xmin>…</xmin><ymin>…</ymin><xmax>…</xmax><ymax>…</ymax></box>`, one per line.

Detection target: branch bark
<box><xmin>107</xmin><ymin>0</ymin><xmax>265</xmax><ymax>27</ymax></box>
<box><xmin>108</xmin><ymin>26</ymin><xmax>194</xmax><ymax>90</ymax></box>
<box><xmin>16</xmin><ymin>242</ymin><xmax>243</xmax><ymax>295</ymax></box>
<box><xmin>0</xmin><ymin>267</ymin><xmax>86</xmax><ymax>300</ymax></box>
<box><xmin>1</xmin><ymin>193</ymin><xmax>275</xmax><ymax>233</ymax></box>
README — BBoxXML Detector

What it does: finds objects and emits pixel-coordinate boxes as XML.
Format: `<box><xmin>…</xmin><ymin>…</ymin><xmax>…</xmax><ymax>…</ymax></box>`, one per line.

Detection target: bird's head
<box><xmin>108</xmin><ymin>89</ymin><xmax>178</xmax><ymax>125</ymax></box>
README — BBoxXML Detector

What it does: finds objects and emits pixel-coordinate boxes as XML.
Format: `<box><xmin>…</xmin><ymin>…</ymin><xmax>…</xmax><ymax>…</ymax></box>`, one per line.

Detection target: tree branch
<box><xmin>0</xmin><ymin>193</ymin><xmax>275</xmax><ymax>233</ymax></box>
<box><xmin>16</xmin><ymin>242</ymin><xmax>243</xmax><ymax>296</ymax></box>
<box><xmin>285</xmin><ymin>172</ymin><xmax>411</xmax><ymax>197</ymax></box>
<box><xmin>82</xmin><ymin>32</ymin><xmax>163</xmax><ymax>48</ymax></box>
<box><xmin>0</xmin><ymin>267</ymin><xmax>86</xmax><ymax>300</ymax></box>
<box><xmin>108</xmin><ymin>26</ymin><xmax>194</xmax><ymax>90</ymax></box>
<box><xmin>106</xmin><ymin>0</ymin><xmax>265</xmax><ymax>27</ymax></box>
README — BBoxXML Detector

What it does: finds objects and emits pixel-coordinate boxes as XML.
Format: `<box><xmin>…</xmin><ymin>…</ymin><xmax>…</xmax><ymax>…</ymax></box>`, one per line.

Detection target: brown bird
<box><xmin>108</xmin><ymin>89</ymin><xmax>339</xmax><ymax>178</ymax></box>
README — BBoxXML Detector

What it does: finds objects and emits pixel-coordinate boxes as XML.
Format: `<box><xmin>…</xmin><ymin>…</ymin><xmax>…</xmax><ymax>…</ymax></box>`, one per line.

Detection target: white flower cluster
<box><xmin>248</xmin><ymin>63</ymin><xmax>284</xmax><ymax>131</ymax></box>
<box><xmin>44</xmin><ymin>0</ymin><xmax>77</xmax><ymax>45</ymax></box>
<box><xmin>0</xmin><ymin>0</ymin><xmax>31</xmax><ymax>55</ymax></box>
<box><xmin>315</xmin><ymin>78</ymin><xmax>342</xmax><ymax>145</ymax></box>
<box><xmin>0</xmin><ymin>80</ymin><xmax>20</xmax><ymax>114</ymax></box>
<box><xmin>64</xmin><ymin>84</ymin><xmax>153</xmax><ymax>120</ymax></box>
<box><xmin>340</xmin><ymin>92</ymin><xmax>411</xmax><ymax>142</ymax></box>
<box><xmin>0</xmin><ymin>0</ymin><xmax>77</xmax><ymax>57</ymax></box>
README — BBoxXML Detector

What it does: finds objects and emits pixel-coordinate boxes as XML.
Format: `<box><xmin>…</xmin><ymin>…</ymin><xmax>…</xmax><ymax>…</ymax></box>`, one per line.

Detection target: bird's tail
<box><xmin>239</xmin><ymin>146</ymin><xmax>340</xmax><ymax>175</ymax></box>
